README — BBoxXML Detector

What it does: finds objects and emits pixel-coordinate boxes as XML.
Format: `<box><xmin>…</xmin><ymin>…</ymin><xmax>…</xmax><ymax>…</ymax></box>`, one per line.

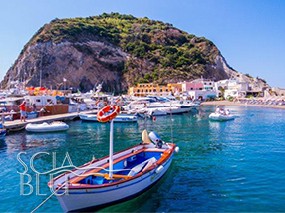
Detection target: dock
<box><xmin>2</xmin><ymin>110</ymin><xmax>98</xmax><ymax>132</ymax></box>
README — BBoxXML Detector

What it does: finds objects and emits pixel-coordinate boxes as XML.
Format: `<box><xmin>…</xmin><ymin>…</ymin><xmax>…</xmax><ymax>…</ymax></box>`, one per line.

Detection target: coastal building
<box><xmin>246</xmin><ymin>78</ymin><xmax>269</xmax><ymax>97</ymax></box>
<box><xmin>215</xmin><ymin>79</ymin><xmax>248</xmax><ymax>99</ymax></box>
<box><xmin>168</xmin><ymin>83</ymin><xmax>182</xmax><ymax>96</ymax></box>
<box><xmin>128</xmin><ymin>83</ymin><xmax>173</xmax><ymax>97</ymax></box>
<box><xmin>271</xmin><ymin>87</ymin><xmax>285</xmax><ymax>96</ymax></box>
<box><xmin>181</xmin><ymin>79</ymin><xmax>217</xmax><ymax>100</ymax></box>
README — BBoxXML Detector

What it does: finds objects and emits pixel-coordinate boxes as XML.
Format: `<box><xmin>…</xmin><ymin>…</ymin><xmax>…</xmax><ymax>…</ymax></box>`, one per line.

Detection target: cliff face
<box><xmin>1</xmin><ymin>13</ymin><xmax>238</xmax><ymax>93</ymax></box>
<box><xmin>2</xmin><ymin>41</ymin><xmax>127</xmax><ymax>92</ymax></box>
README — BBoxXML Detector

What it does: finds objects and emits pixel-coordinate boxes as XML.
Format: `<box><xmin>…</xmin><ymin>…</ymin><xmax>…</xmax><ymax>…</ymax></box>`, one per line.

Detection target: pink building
<box><xmin>181</xmin><ymin>79</ymin><xmax>217</xmax><ymax>100</ymax></box>
<box><xmin>182</xmin><ymin>82</ymin><xmax>204</xmax><ymax>91</ymax></box>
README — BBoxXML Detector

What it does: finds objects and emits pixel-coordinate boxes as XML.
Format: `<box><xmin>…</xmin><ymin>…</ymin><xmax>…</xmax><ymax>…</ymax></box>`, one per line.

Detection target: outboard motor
<box><xmin>149</xmin><ymin>131</ymin><xmax>163</xmax><ymax>148</ymax></box>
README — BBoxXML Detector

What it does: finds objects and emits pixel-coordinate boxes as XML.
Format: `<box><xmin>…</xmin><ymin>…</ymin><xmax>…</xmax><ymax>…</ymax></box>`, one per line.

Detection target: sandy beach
<box><xmin>201</xmin><ymin>100</ymin><xmax>285</xmax><ymax>110</ymax></box>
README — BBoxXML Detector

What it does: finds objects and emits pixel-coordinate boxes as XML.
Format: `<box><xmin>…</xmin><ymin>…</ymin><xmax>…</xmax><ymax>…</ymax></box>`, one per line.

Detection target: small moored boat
<box><xmin>49</xmin><ymin>105</ymin><xmax>179</xmax><ymax>212</ymax></box>
<box><xmin>209</xmin><ymin>112</ymin><xmax>235</xmax><ymax>121</ymax></box>
<box><xmin>25</xmin><ymin>121</ymin><xmax>69</xmax><ymax>133</ymax></box>
<box><xmin>79</xmin><ymin>113</ymin><xmax>98</xmax><ymax>121</ymax></box>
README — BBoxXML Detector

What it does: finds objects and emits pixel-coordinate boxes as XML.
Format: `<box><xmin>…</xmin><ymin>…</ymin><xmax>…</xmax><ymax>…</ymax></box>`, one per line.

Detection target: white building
<box><xmin>215</xmin><ymin>79</ymin><xmax>248</xmax><ymax>99</ymax></box>
<box><xmin>271</xmin><ymin>87</ymin><xmax>285</xmax><ymax>96</ymax></box>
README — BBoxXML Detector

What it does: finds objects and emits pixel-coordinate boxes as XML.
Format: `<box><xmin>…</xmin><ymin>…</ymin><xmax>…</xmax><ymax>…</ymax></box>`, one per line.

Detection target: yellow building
<box><xmin>128</xmin><ymin>83</ymin><xmax>182</xmax><ymax>97</ymax></box>
<box><xmin>168</xmin><ymin>83</ymin><xmax>182</xmax><ymax>95</ymax></box>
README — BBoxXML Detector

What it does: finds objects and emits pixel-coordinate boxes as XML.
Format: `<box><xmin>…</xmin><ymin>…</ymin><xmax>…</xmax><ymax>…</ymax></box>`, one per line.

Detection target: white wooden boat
<box><xmin>25</xmin><ymin>121</ymin><xmax>69</xmax><ymax>132</ymax></box>
<box><xmin>209</xmin><ymin>112</ymin><xmax>235</xmax><ymax>121</ymax></box>
<box><xmin>49</xmin><ymin>106</ymin><xmax>179</xmax><ymax>212</ymax></box>
<box><xmin>79</xmin><ymin>113</ymin><xmax>138</xmax><ymax>123</ymax></box>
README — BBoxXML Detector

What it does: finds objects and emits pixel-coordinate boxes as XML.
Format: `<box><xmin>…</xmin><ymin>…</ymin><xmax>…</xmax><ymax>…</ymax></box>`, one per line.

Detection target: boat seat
<box><xmin>127</xmin><ymin>157</ymin><xmax>156</xmax><ymax>177</ymax></box>
<box><xmin>142</xmin><ymin>157</ymin><xmax>157</xmax><ymax>172</ymax></box>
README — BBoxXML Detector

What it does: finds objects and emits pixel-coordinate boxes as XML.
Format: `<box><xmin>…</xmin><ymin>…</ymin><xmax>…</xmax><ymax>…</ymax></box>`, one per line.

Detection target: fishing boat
<box><xmin>209</xmin><ymin>112</ymin><xmax>235</xmax><ymax>121</ymax></box>
<box><xmin>49</xmin><ymin>105</ymin><xmax>179</xmax><ymax>212</ymax></box>
<box><xmin>79</xmin><ymin>113</ymin><xmax>138</xmax><ymax>123</ymax></box>
<box><xmin>25</xmin><ymin>121</ymin><xmax>69</xmax><ymax>133</ymax></box>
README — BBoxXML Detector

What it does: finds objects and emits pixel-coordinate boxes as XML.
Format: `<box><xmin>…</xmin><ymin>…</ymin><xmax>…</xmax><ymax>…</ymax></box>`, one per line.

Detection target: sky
<box><xmin>0</xmin><ymin>0</ymin><xmax>285</xmax><ymax>87</ymax></box>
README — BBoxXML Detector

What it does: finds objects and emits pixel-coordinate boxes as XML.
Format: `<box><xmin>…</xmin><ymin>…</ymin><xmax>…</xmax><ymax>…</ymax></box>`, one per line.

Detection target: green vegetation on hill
<box><xmin>26</xmin><ymin>13</ymin><xmax>222</xmax><ymax>85</ymax></box>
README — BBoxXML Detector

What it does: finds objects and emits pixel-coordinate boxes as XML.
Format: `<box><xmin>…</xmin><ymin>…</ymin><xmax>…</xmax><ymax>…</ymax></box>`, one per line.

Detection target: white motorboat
<box><xmin>209</xmin><ymin>112</ymin><xmax>235</xmax><ymax>121</ymax></box>
<box><xmin>146</xmin><ymin>108</ymin><xmax>168</xmax><ymax>117</ymax></box>
<box><xmin>79</xmin><ymin>113</ymin><xmax>138</xmax><ymax>123</ymax></box>
<box><xmin>113</xmin><ymin>114</ymin><xmax>138</xmax><ymax>123</ymax></box>
<box><xmin>49</xmin><ymin>105</ymin><xmax>179</xmax><ymax>212</ymax></box>
<box><xmin>25</xmin><ymin>121</ymin><xmax>69</xmax><ymax>132</ymax></box>
<box><xmin>79</xmin><ymin>113</ymin><xmax>98</xmax><ymax>121</ymax></box>
<box><xmin>125</xmin><ymin>97</ymin><xmax>198</xmax><ymax>116</ymax></box>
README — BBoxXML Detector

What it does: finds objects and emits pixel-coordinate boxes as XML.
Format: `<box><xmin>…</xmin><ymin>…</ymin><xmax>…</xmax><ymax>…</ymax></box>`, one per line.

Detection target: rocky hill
<box><xmin>1</xmin><ymin>13</ymin><xmax>243</xmax><ymax>93</ymax></box>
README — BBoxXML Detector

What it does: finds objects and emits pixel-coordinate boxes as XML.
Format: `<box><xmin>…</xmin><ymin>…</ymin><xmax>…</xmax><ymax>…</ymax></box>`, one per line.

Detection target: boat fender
<box><xmin>175</xmin><ymin>146</ymin><xmax>180</xmax><ymax>153</ymax></box>
<box><xmin>148</xmin><ymin>131</ymin><xmax>161</xmax><ymax>143</ymax></box>
<box><xmin>149</xmin><ymin>131</ymin><xmax>163</xmax><ymax>148</ymax></box>
<box><xmin>155</xmin><ymin>165</ymin><xmax>164</xmax><ymax>174</ymax></box>
<box><xmin>97</xmin><ymin>105</ymin><xmax>120</xmax><ymax>123</ymax></box>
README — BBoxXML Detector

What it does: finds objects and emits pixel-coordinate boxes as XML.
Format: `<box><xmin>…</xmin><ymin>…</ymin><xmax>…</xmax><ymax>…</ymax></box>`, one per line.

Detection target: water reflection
<box><xmin>0</xmin><ymin>138</ymin><xmax>6</xmax><ymax>150</ymax></box>
<box><xmin>5</xmin><ymin>132</ymin><xmax>66</xmax><ymax>153</ymax></box>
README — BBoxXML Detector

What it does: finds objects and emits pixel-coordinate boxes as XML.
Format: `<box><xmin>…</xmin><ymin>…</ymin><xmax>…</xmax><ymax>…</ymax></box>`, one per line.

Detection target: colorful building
<box><xmin>181</xmin><ymin>78</ymin><xmax>217</xmax><ymax>100</ymax></box>
<box><xmin>128</xmin><ymin>83</ymin><xmax>181</xmax><ymax>97</ymax></box>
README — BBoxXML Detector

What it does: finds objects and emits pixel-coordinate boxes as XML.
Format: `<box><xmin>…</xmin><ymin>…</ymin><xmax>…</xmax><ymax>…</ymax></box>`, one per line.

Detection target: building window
<box><xmin>153</xmin><ymin>89</ymin><xmax>156</xmax><ymax>92</ymax></box>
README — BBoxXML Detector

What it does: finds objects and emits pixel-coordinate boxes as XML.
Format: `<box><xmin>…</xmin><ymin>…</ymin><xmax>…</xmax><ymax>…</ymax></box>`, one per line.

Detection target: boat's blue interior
<box><xmin>79</xmin><ymin>151</ymin><xmax>162</xmax><ymax>185</ymax></box>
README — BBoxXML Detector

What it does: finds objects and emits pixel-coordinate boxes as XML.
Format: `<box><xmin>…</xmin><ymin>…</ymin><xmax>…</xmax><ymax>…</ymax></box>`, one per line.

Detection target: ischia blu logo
<box><xmin>17</xmin><ymin>151</ymin><xmax>75</xmax><ymax>196</ymax></box>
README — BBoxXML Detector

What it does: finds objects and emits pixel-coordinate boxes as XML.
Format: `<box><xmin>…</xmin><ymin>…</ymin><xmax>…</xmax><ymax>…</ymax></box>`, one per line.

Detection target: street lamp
<box><xmin>63</xmin><ymin>78</ymin><xmax>67</xmax><ymax>91</ymax></box>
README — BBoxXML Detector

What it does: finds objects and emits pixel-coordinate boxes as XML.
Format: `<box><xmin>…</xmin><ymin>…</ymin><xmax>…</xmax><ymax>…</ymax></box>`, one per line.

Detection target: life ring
<box><xmin>97</xmin><ymin>105</ymin><xmax>120</xmax><ymax>123</ymax></box>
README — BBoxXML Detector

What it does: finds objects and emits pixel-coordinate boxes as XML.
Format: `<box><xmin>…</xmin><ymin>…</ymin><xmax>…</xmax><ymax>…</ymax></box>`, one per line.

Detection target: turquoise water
<box><xmin>0</xmin><ymin>106</ymin><xmax>285</xmax><ymax>212</ymax></box>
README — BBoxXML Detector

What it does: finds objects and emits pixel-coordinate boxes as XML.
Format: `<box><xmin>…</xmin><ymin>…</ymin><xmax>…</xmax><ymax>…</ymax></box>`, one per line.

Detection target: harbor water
<box><xmin>0</xmin><ymin>106</ymin><xmax>285</xmax><ymax>212</ymax></box>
